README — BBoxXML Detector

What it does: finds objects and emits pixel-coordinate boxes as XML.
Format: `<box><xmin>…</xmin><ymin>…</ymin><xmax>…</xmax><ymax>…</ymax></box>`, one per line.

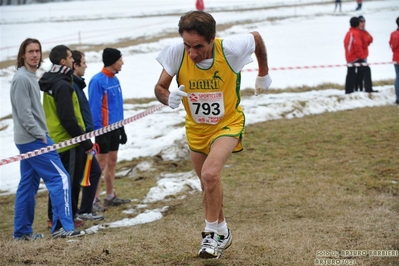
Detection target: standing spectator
<box><xmin>389</xmin><ymin>17</ymin><xmax>399</xmax><ymax>104</ymax></box>
<box><xmin>355</xmin><ymin>16</ymin><xmax>376</xmax><ymax>92</ymax></box>
<box><xmin>39</xmin><ymin>45</ymin><xmax>94</xmax><ymax>238</ymax></box>
<box><xmin>334</xmin><ymin>0</ymin><xmax>341</xmax><ymax>12</ymax></box>
<box><xmin>88</xmin><ymin>48</ymin><xmax>130</xmax><ymax>211</ymax></box>
<box><xmin>154</xmin><ymin>11</ymin><xmax>272</xmax><ymax>259</ymax></box>
<box><xmin>344</xmin><ymin>17</ymin><xmax>366</xmax><ymax>94</ymax></box>
<box><xmin>355</xmin><ymin>0</ymin><xmax>362</xmax><ymax>11</ymax></box>
<box><xmin>10</xmin><ymin>38</ymin><xmax>82</xmax><ymax>240</ymax></box>
<box><xmin>196</xmin><ymin>0</ymin><xmax>204</xmax><ymax>11</ymax></box>
<box><xmin>71</xmin><ymin>50</ymin><xmax>104</xmax><ymax>221</ymax></box>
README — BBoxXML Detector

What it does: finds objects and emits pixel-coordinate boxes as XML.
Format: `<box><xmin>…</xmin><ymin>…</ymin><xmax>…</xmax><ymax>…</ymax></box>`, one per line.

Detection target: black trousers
<box><xmin>355</xmin><ymin>66</ymin><xmax>372</xmax><ymax>92</ymax></box>
<box><xmin>78</xmin><ymin>153</ymin><xmax>101</xmax><ymax>214</ymax></box>
<box><xmin>345</xmin><ymin>66</ymin><xmax>357</xmax><ymax>94</ymax></box>
<box><xmin>345</xmin><ymin>61</ymin><xmax>372</xmax><ymax>94</ymax></box>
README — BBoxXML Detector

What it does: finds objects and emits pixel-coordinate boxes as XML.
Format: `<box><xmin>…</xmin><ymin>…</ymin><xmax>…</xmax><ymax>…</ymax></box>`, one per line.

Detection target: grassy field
<box><xmin>1</xmin><ymin>97</ymin><xmax>399</xmax><ymax>265</ymax></box>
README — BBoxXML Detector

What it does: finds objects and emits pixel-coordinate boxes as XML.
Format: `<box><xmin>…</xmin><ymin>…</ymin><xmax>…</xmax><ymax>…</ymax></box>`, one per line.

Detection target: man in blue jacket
<box><xmin>88</xmin><ymin>48</ymin><xmax>130</xmax><ymax>211</ymax></box>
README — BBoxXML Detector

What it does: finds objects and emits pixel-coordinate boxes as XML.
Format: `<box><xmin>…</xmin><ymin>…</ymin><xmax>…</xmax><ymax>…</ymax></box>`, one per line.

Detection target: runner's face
<box><xmin>23</xmin><ymin>43</ymin><xmax>41</xmax><ymax>70</ymax></box>
<box><xmin>182</xmin><ymin>31</ymin><xmax>214</xmax><ymax>64</ymax></box>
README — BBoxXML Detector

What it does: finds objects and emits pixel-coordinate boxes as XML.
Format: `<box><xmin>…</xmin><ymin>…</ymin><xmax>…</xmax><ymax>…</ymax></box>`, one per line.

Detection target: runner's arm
<box><xmin>154</xmin><ymin>69</ymin><xmax>174</xmax><ymax>106</ymax></box>
<box><xmin>251</xmin><ymin>31</ymin><xmax>269</xmax><ymax>77</ymax></box>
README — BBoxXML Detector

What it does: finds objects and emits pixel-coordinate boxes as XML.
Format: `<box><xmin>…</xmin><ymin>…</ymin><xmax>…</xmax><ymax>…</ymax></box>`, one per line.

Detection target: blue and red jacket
<box><xmin>88</xmin><ymin>68</ymin><xmax>124</xmax><ymax>130</ymax></box>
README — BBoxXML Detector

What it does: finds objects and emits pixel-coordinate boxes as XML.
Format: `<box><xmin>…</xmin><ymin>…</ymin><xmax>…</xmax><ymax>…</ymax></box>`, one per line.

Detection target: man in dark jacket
<box><xmin>39</xmin><ymin>45</ymin><xmax>96</xmax><ymax>238</ymax></box>
<box><xmin>71</xmin><ymin>50</ymin><xmax>104</xmax><ymax>220</ymax></box>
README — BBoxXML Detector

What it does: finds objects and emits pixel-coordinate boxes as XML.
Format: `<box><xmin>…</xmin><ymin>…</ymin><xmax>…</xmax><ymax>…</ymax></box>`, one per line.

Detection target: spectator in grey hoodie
<box><xmin>10</xmin><ymin>38</ymin><xmax>82</xmax><ymax>240</ymax></box>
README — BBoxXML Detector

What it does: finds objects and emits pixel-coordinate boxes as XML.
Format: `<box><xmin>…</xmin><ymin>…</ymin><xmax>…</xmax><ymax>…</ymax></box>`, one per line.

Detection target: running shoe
<box><xmin>92</xmin><ymin>198</ymin><xmax>107</xmax><ymax>212</ymax></box>
<box><xmin>13</xmin><ymin>233</ymin><xmax>44</xmax><ymax>241</ymax></box>
<box><xmin>104</xmin><ymin>195</ymin><xmax>130</xmax><ymax>207</ymax></box>
<box><xmin>74</xmin><ymin>217</ymin><xmax>85</xmax><ymax>228</ymax></box>
<box><xmin>51</xmin><ymin>228</ymin><xmax>85</xmax><ymax>239</ymax></box>
<box><xmin>77</xmin><ymin>212</ymin><xmax>104</xmax><ymax>221</ymax></box>
<box><xmin>198</xmin><ymin>232</ymin><xmax>220</xmax><ymax>259</ymax></box>
<box><xmin>217</xmin><ymin>229</ymin><xmax>233</xmax><ymax>257</ymax></box>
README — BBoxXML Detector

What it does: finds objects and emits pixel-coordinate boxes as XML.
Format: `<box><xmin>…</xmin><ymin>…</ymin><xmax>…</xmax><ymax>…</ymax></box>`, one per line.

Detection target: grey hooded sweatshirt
<box><xmin>10</xmin><ymin>66</ymin><xmax>48</xmax><ymax>144</ymax></box>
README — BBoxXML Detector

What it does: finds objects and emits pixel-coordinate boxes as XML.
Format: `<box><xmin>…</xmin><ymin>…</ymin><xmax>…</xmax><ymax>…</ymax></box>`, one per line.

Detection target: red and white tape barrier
<box><xmin>1</xmin><ymin>60</ymin><xmax>396</xmax><ymax>166</ymax></box>
<box><xmin>241</xmin><ymin>61</ymin><xmax>395</xmax><ymax>72</ymax></box>
<box><xmin>0</xmin><ymin>104</ymin><xmax>166</xmax><ymax>166</ymax></box>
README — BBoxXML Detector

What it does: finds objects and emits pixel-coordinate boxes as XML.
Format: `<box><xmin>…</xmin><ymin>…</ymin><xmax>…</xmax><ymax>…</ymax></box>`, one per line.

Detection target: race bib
<box><xmin>187</xmin><ymin>92</ymin><xmax>225</xmax><ymax>124</ymax></box>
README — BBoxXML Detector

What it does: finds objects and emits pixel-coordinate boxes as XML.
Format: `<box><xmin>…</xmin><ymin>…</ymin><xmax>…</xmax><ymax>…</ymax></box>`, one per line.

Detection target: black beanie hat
<box><xmin>103</xmin><ymin>48</ymin><xmax>122</xmax><ymax>67</ymax></box>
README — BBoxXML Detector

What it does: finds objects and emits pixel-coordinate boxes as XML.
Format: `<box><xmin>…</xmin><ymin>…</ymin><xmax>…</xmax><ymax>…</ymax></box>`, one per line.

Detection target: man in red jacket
<box><xmin>355</xmin><ymin>16</ymin><xmax>375</xmax><ymax>92</ymax></box>
<box><xmin>344</xmin><ymin>17</ymin><xmax>365</xmax><ymax>94</ymax></box>
<box><xmin>389</xmin><ymin>17</ymin><xmax>399</xmax><ymax>104</ymax></box>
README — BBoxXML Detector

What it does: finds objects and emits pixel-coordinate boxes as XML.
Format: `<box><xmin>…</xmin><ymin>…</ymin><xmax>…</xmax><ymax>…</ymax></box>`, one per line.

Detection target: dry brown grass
<box><xmin>1</xmin><ymin>104</ymin><xmax>399</xmax><ymax>265</ymax></box>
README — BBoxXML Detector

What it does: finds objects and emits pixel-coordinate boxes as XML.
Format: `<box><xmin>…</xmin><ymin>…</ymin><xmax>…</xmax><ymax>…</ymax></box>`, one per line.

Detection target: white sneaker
<box><xmin>51</xmin><ymin>228</ymin><xmax>85</xmax><ymax>239</ymax></box>
<box><xmin>77</xmin><ymin>212</ymin><xmax>104</xmax><ymax>221</ymax></box>
<box><xmin>13</xmin><ymin>233</ymin><xmax>44</xmax><ymax>241</ymax></box>
<box><xmin>198</xmin><ymin>232</ymin><xmax>220</xmax><ymax>259</ymax></box>
<box><xmin>92</xmin><ymin>198</ymin><xmax>107</xmax><ymax>212</ymax></box>
<box><xmin>217</xmin><ymin>229</ymin><xmax>232</xmax><ymax>257</ymax></box>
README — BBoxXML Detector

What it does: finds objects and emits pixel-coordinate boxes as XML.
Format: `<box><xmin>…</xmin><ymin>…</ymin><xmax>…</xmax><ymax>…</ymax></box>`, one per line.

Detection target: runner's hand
<box><xmin>255</xmin><ymin>74</ymin><xmax>272</xmax><ymax>96</ymax></box>
<box><xmin>168</xmin><ymin>85</ymin><xmax>187</xmax><ymax>109</ymax></box>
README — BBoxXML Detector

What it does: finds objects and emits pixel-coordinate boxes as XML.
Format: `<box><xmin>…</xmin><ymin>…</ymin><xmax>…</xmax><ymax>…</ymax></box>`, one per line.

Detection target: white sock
<box><xmin>105</xmin><ymin>193</ymin><xmax>115</xmax><ymax>200</ymax></box>
<box><xmin>204</xmin><ymin>219</ymin><xmax>218</xmax><ymax>233</ymax></box>
<box><xmin>217</xmin><ymin>220</ymin><xmax>228</xmax><ymax>236</ymax></box>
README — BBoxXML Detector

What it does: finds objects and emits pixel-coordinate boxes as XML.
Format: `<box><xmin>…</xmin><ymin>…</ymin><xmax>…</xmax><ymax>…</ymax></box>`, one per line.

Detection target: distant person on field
<box><xmin>71</xmin><ymin>50</ymin><xmax>104</xmax><ymax>221</ymax></box>
<box><xmin>355</xmin><ymin>15</ymin><xmax>375</xmax><ymax>92</ymax></box>
<box><xmin>355</xmin><ymin>0</ymin><xmax>362</xmax><ymax>11</ymax></box>
<box><xmin>196</xmin><ymin>0</ymin><xmax>204</xmax><ymax>11</ymax></box>
<box><xmin>334</xmin><ymin>0</ymin><xmax>341</xmax><ymax>12</ymax></box>
<box><xmin>39</xmin><ymin>44</ymin><xmax>94</xmax><ymax>238</ymax></box>
<box><xmin>10</xmin><ymin>38</ymin><xmax>77</xmax><ymax>240</ymax></box>
<box><xmin>154</xmin><ymin>11</ymin><xmax>272</xmax><ymax>259</ymax></box>
<box><xmin>88</xmin><ymin>48</ymin><xmax>130</xmax><ymax>211</ymax></box>
<box><xmin>389</xmin><ymin>17</ymin><xmax>399</xmax><ymax>104</ymax></box>
<box><xmin>344</xmin><ymin>17</ymin><xmax>376</xmax><ymax>94</ymax></box>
